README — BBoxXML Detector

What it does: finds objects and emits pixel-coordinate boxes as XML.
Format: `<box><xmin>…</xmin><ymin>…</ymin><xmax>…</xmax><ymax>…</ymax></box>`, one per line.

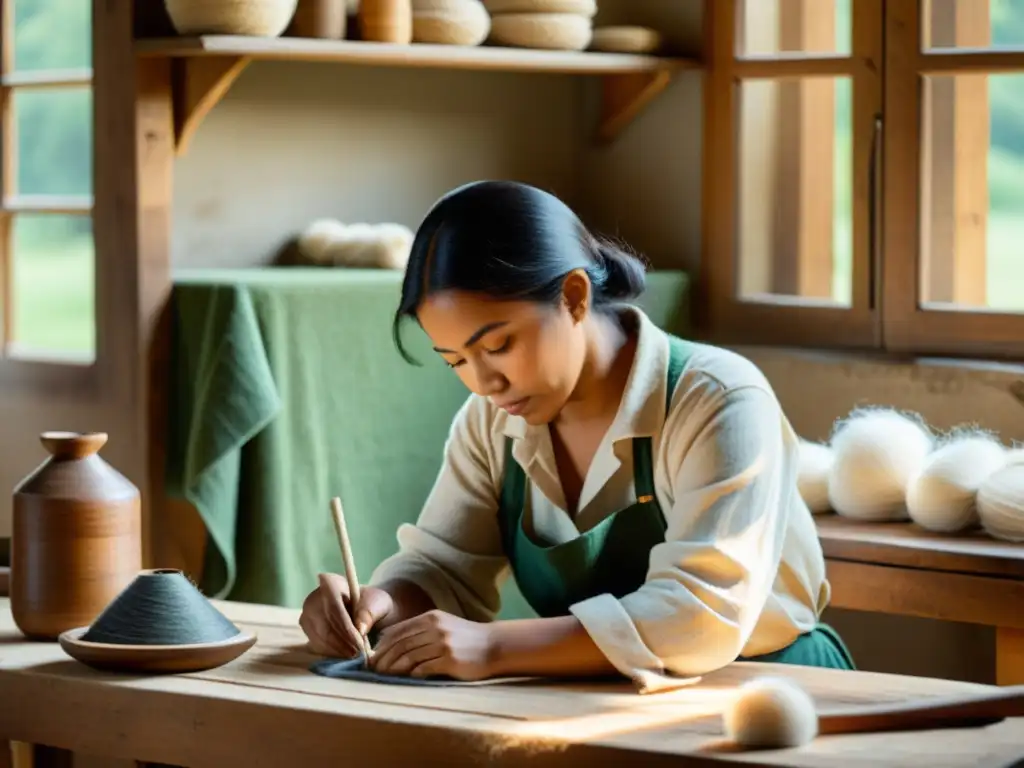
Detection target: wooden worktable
<box><xmin>0</xmin><ymin>598</ymin><xmax>1022</xmax><ymax>767</ymax></box>
<box><xmin>816</xmin><ymin>515</ymin><xmax>1024</xmax><ymax>684</ymax></box>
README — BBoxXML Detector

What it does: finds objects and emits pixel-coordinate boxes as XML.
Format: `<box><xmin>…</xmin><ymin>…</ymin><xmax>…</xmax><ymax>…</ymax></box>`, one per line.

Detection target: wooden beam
<box><xmin>920</xmin><ymin>0</ymin><xmax>990</xmax><ymax>307</ymax></box>
<box><xmin>172</xmin><ymin>56</ymin><xmax>250</xmax><ymax>156</ymax></box>
<box><xmin>596</xmin><ymin>70</ymin><xmax>673</xmax><ymax>144</ymax></box>
<box><xmin>93</xmin><ymin>1</ymin><xmax>176</xmax><ymax>569</ymax></box>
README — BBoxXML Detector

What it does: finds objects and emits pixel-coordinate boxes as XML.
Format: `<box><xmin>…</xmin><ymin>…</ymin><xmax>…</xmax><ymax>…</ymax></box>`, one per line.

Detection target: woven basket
<box><xmin>165</xmin><ymin>0</ymin><xmax>300</xmax><ymax>36</ymax></box>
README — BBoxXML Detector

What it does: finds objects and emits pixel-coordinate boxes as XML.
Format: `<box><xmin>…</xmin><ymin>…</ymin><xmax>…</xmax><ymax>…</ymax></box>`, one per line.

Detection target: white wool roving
<box><xmin>827</xmin><ymin>408</ymin><xmax>934</xmax><ymax>521</ymax></box>
<box><xmin>297</xmin><ymin>219</ymin><xmax>413</xmax><ymax>270</ymax></box>
<box><xmin>797</xmin><ymin>439</ymin><xmax>833</xmax><ymax>514</ymax></box>
<box><xmin>905</xmin><ymin>432</ymin><xmax>1008</xmax><ymax>533</ymax></box>
<box><xmin>297</xmin><ymin>218</ymin><xmax>348</xmax><ymax>263</ymax></box>
<box><xmin>977</xmin><ymin>461</ymin><xmax>1024</xmax><ymax>542</ymax></box>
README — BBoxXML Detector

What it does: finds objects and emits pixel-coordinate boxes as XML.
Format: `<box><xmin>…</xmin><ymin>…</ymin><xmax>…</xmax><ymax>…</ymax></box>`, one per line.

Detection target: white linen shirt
<box><xmin>370</xmin><ymin>306</ymin><xmax>831</xmax><ymax>681</ymax></box>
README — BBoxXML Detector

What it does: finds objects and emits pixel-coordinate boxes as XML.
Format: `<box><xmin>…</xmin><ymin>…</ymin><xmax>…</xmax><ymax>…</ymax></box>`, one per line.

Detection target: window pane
<box><xmin>736</xmin><ymin>77</ymin><xmax>854</xmax><ymax>306</ymax></box>
<box><xmin>11</xmin><ymin>214</ymin><xmax>94</xmax><ymax>358</ymax></box>
<box><xmin>922</xmin><ymin>0</ymin><xmax>1020</xmax><ymax>51</ymax></box>
<box><xmin>13</xmin><ymin>0</ymin><xmax>92</xmax><ymax>71</ymax></box>
<box><xmin>13</xmin><ymin>87</ymin><xmax>92</xmax><ymax>196</ymax></box>
<box><xmin>738</xmin><ymin>0</ymin><xmax>851</xmax><ymax>57</ymax></box>
<box><xmin>919</xmin><ymin>73</ymin><xmax>1024</xmax><ymax>313</ymax></box>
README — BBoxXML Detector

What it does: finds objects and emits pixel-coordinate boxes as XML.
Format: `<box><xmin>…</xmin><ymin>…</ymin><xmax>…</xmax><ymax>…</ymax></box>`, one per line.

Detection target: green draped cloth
<box><xmin>165</xmin><ymin>267</ymin><xmax>691</xmax><ymax>611</ymax></box>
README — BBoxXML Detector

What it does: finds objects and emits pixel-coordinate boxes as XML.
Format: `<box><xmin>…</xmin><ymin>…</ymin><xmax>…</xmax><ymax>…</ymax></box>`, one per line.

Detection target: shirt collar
<box><xmin>501</xmin><ymin>306</ymin><xmax>670</xmax><ymax>445</ymax></box>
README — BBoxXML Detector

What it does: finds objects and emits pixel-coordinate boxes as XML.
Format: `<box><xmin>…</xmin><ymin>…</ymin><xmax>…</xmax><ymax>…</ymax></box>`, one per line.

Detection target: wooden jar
<box><xmin>359</xmin><ymin>0</ymin><xmax>413</xmax><ymax>43</ymax></box>
<box><xmin>289</xmin><ymin>0</ymin><xmax>347</xmax><ymax>38</ymax></box>
<box><xmin>11</xmin><ymin>432</ymin><xmax>142</xmax><ymax>640</ymax></box>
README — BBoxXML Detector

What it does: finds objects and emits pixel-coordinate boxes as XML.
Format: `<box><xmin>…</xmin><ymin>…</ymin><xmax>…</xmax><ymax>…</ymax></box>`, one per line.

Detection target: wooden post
<box><xmin>92</xmin><ymin>1</ymin><xmax>175</xmax><ymax>569</ymax></box>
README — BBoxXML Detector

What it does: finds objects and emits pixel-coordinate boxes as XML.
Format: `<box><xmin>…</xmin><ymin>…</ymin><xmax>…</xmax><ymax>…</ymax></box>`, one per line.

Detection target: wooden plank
<box><xmin>825</xmin><ymin>559</ymin><xmax>1024</xmax><ymax>629</ymax></box>
<box><xmin>816</xmin><ymin>516</ymin><xmax>1024</xmax><ymax>578</ymax></box>
<box><xmin>135</xmin><ymin>35</ymin><xmax>694</xmax><ymax>75</ymax></box>
<box><xmin>93</xmin><ymin>1</ymin><xmax>176</xmax><ymax>569</ymax></box>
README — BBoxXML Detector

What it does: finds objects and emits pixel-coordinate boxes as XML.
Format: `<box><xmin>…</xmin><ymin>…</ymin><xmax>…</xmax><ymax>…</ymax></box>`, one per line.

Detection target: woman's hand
<box><xmin>369</xmin><ymin>610</ymin><xmax>496</xmax><ymax>681</ymax></box>
<box><xmin>299</xmin><ymin>572</ymin><xmax>394</xmax><ymax>658</ymax></box>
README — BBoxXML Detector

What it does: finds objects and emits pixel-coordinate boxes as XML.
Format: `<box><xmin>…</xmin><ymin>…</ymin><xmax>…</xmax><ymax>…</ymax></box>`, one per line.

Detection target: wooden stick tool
<box><xmin>330</xmin><ymin>496</ymin><xmax>373</xmax><ymax>662</ymax></box>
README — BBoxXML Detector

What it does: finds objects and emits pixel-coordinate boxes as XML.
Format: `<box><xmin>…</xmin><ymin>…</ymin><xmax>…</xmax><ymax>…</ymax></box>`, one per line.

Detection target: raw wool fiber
<box><xmin>796</xmin><ymin>439</ymin><xmax>833</xmax><ymax>514</ymax></box>
<box><xmin>906</xmin><ymin>426</ymin><xmax>1009</xmax><ymax>533</ymax></box>
<box><xmin>978</xmin><ymin>457</ymin><xmax>1024</xmax><ymax>542</ymax></box>
<box><xmin>827</xmin><ymin>406</ymin><xmax>934</xmax><ymax>522</ymax></box>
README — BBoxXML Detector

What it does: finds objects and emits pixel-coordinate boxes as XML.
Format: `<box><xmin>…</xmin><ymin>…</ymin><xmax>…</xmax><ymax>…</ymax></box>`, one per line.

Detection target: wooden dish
<box><xmin>58</xmin><ymin>626</ymin><xmax>257</xmax><ymax>674</ymax></box>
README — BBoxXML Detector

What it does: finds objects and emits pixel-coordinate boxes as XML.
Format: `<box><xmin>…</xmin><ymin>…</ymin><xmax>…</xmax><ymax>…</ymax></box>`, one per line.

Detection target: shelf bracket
<box><xmin>171</xmin><ymin>56</ymin><xmax>252</xmax><ymax>156</ymax></box>
<box><xmin>596</xmin><ymin>69</ymin><xmax>674</xmax><ymax>145</ymax></box>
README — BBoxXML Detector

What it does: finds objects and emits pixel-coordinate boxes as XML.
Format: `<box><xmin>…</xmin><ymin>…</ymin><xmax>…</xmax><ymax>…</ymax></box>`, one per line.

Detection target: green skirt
<box><xmin>740</xmin><ymin>624</ymin><xmax>856</xmax><ymax>670</ymax></box>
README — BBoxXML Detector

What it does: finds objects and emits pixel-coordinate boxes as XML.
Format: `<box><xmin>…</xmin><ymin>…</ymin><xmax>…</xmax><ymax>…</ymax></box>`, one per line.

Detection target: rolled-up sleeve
<box><xmin>569</xmin><ymin>384</ymin><xmax>795</xmax><ymax>679</ymax></box>
<box><xmin>369</xmin><ymin>396</ymin><xmax>509</xmax><ymax>623</ymax></box>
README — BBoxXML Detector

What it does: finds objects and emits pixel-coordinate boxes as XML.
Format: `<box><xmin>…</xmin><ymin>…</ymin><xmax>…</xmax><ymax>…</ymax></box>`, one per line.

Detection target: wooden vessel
<box><xmin>359</xmin><ymin>0</ymin><xmax>413</xmax><ymax>43</ymax></box>
<box><xmin>289</xmin><ymin>0</ymin><xmax>347</xmax><ymax>38</ymax></box>
<box><xmin>11</xmin><ymin>431</ymin><xmax>142</xmax><ymax>640</ymax></box>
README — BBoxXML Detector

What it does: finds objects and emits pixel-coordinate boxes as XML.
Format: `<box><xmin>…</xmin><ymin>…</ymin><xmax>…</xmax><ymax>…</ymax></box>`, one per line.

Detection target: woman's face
<box><xmin>417</xmin><ymin>286</ymin><xmax>588</xmax><ymax>425</ymax></box>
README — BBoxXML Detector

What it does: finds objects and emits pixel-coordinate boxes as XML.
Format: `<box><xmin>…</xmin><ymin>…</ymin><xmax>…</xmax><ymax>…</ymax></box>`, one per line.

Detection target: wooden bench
<box><xmin>816</xmin><ymin>515</ymin><xmax>1024</xmax><ymax>684</ymax></box>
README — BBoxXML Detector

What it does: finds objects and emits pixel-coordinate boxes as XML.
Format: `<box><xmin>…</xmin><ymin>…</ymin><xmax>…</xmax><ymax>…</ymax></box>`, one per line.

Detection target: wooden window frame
<box><xmin>701</xmin><ymin>0</ymin><xmax>1024</xmax><ymax>362</ymax></box>
<box><xmin>0</xmin><ymin>0</ymin><xmax>97</xmax><ymax>392</ymax></box>
<box><xmin>883</xmin><ymin>0</ymin><xmax>1024</xmax><ymax>359</ymax></box>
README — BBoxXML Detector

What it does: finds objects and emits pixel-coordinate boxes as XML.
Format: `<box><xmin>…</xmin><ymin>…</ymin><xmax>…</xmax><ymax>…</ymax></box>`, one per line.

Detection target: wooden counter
<box><xmin>0</xmin><ymin>598</ymin><xmax>1022</xmax><ymax>767</ymax></box>
<box><xmin>816</xmin><ymin>515</ymin><xmax>1024</xmax><ymax>684</ymax></box>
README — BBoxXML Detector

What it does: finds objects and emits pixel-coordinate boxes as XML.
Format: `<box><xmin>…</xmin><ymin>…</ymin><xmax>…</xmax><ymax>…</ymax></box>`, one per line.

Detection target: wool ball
<box><xmin>297</xmin><ymin>219</ymin><xmax>349</xmax><ymax>264</ymax></box>
<box><xmin>906</xmin><ymin>434</ymin><xmax>1008</xmax><ymax>533</ymax></box>
<box><xmin>797</xmin><ymin>439</ymin><xmax>833</xmax><ymax>514</ymax></box>
<box><xmin>722</xmin><ymin>676</ymin><xmax>819</xmax><ymax>749</ymax></box>
<box><xmin>828</xmin><ymin>409</ymin><xmax>934</xmax><ymax>521</ymax></box>
<box><xmin>371</xmin><ymin>223</ymin><xmax>414</xmax><ymax>269</ymax></box>
<box><xmin>977</xmin><ymin>461</ymin><xmax>1024</xmax><ymax>542</ymax></box>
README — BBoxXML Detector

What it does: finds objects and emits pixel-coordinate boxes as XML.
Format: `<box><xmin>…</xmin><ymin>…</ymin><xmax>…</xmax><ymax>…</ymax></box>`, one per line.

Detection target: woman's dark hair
<box><xmin>393</xmin><ymin>180</ymin><xmax>648</xmax><ymax>363</ymax></box>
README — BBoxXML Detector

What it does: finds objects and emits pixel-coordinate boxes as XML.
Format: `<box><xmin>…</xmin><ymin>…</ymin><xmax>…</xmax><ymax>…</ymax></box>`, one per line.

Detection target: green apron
<box><xmin>496</xmin><ymin>334</ymin><xmax>855</xmax><ymax>672</ymax></box>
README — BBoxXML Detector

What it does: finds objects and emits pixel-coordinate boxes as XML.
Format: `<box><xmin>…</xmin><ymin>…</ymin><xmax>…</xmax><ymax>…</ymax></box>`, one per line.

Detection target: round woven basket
<box><xmin>165</xmin><ymin>0</ymin><xmax>300</xmax><ymax>36</ymax></box>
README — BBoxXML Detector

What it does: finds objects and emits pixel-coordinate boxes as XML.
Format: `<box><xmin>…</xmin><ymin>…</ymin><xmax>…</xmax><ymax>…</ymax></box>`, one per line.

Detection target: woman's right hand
<box><xmin>299</xmin><ymin>572</ymin><xmax>394</xmax><ymax>658</ymax></box>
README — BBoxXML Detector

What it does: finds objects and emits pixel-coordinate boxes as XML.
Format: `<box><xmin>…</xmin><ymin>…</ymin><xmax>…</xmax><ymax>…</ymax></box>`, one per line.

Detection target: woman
<box><xmin>299</xmin><ymin>180</ymin><xmax>853</xmax><ymax>685</ymax></box>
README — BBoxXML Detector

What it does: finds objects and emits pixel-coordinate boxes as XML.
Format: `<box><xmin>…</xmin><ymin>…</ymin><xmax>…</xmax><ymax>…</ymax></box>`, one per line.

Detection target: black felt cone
<box><xmin>81</xmin><ymin>569</ymin><xmax>242</xmax><ymax>645</ymax></box>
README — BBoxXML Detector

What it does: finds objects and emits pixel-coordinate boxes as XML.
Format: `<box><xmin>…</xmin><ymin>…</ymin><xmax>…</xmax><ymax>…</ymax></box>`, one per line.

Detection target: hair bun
<box><xmin>595</xmin><ymin>240</ymin><xmax>647</xmax><ymax>301</ymax></box>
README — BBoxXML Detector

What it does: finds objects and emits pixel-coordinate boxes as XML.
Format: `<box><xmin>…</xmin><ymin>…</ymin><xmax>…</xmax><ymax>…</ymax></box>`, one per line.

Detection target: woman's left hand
<box><xmin>369</xmin><ymin>609</ymin><xmax>497</xmax><ymax>681</ymax></box>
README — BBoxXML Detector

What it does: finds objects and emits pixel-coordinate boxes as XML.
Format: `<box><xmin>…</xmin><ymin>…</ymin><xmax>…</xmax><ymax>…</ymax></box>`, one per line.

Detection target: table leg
<box><xmin>996</xmin><ymin>626</ymin><xmax>1024</xmax><ymax>685</ymax></box>
<box><xmin>23</xmin><ymin>746</ymin><xmax>73</xmax><ymax>768</ymax></box>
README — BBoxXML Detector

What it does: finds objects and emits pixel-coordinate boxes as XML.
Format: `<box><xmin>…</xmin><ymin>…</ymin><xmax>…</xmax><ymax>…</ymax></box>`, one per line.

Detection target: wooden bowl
<box><xmin>164</xmin><ymin>0</ymin><xmax>300</xmax><ymax>37</ymax></box>
<box><xmin>58</xmin><ymin>626</ymin><xmax>257</xmax><ymax>674</ymax></box>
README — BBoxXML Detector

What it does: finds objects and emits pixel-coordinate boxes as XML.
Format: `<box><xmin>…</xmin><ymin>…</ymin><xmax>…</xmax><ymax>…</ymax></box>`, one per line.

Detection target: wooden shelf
<box><xmin>135</xmin><ymin>36</ymin><xmax>701</xmax><ymax>155</ymax></box>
